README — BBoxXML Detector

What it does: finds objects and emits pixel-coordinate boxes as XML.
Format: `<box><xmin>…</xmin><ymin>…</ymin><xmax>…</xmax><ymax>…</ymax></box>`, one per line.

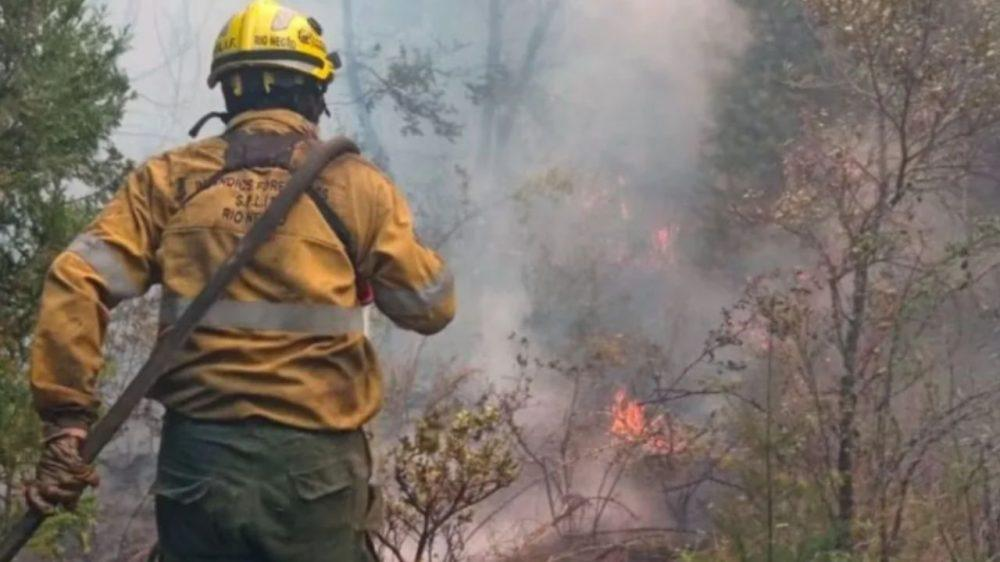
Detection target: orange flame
<box><xmin>610</xmin><ymin>390</ymin><xmax>689</xmax><ymax>455</ymax></box>
<box><xmin>611</xmin><ymin>389</ymin><xmax>647</xmax><ymax>439</ymax></box>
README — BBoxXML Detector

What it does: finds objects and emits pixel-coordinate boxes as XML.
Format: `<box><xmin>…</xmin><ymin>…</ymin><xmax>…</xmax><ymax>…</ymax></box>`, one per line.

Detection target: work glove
<box><xmin>25</xmin><ymin>425</ymin><xmax>100</xmax><ymax>513</ymax></box>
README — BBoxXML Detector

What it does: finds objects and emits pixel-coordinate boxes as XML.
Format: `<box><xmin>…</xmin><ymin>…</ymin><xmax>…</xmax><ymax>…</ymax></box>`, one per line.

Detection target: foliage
<box><xmin>0</xmin><ymin>359</ymin><xmax>36</xmax><ymax>531</ymax></box>
<box><xmin>0</xmin><ymin>0</ymin><xmax>131</xmax><ymax>371</ymax></box>
<box><xmin>377</xmin><ymin>393</ymin><xmax>521</xmax><ymax>562</ymax></box>
<box><xmin>698</xmin><ymin>0</ymin><xmax>834</xmax><ymax>267</ymax></box>
<box><xmin>0</xmin><ymin>0</ymin><xmax>131</xmax><ymax>552</ymax></box>
<box><xmin>491</xmin><ymin>336</ymin><xmax>705</xmax><ymax>561</ymax></box>
<box><xmin>27</xmin><ymin>495</ymin><xmax>99</xmax><ymax>561</ymax></box>
<box><xmin>355</xmin><ymin>44</ymin><xmax>464</xmax><ymax>142</ymax></box>
<box><xmin>6</xmin><ymin>1</ymin><xmax>1000</xmax><ymax>561</ymax></box>
<box><xmin>678</xmin><ymin>0</ymin><xmax>1000</xmax><ymax>559</ymax></box>
<box><xmin>708</xmin><ymin>0</ymin><xmax>830</xmax><ymax>184</ymax></box>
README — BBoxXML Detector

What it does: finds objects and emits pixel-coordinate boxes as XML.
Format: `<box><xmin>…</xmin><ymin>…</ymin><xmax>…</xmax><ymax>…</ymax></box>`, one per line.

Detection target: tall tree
<box><xmin>341</xmin><ymin>0</ymin><xmax>389</xmax><ymax>168</ymax></box>
<box><xmin>475</xmin><ymin>0</ymin><xmax>504</xmax><ymax>172</ymax></box>
<box><xmin>489</xmin><ymin>0</ymin><xmax>560</xmax><ymax>182</ymax></box>
<box><xmin>675</xmin><ymin>0</ymin><xmax>1000</xmax><ymax>559</ymax></box>
<box><xmin>469</xmin><ymin>0</ymin><xmax>560</xmax><ymax>188</ymax></box>
<box><xmin>698</xmin><ymin>0</ymin><xmax>832</xmax><ymax>268</ymax></box>
<box><xmin>0</xmin><ymin>0</ymin><xmax>130</xmax><ymax>545</ymax></box>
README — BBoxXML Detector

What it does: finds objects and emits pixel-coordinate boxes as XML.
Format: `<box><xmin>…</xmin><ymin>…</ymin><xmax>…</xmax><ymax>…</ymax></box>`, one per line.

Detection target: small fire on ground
<box><xmin>610</xmin><ymin>389</ymin><xmax>689</xmax><ymax>455</ymax></box>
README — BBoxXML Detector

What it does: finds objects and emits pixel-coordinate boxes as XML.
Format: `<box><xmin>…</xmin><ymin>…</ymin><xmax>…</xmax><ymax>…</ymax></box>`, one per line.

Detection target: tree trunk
<box><xmin>835</xmin><ymin>255</ymin><xmax>871</xmax><ymax>552</ymax></box>
<box><xmin>476</xmin><ymin>0</ymin><xmax>504</xmax><ymax>173</ymax></box>
<box><xmin>341</xmin><ymin>0</ymin><xmax>389</xmax><ymax>170</ymax></box>
<box><xmin>491</xmin><ymin>0</ymin><xmax>561</xmax><ymax>181</ymax></box>
<box><xmin>835</xmin><ymin>369</ymin><xmax>858</xmax><ymax>551</ymax></box>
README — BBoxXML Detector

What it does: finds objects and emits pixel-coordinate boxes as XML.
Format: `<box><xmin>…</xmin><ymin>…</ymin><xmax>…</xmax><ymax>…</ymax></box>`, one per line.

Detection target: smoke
<box><xmin>94</xmin><ymin>0</ymin><xmax>751</xmax><ymax>553</ymax></box>
<box><xmin>469</xmin><ymin>0</ymin><xmax>749</xmax><ymax>355</ymax></box>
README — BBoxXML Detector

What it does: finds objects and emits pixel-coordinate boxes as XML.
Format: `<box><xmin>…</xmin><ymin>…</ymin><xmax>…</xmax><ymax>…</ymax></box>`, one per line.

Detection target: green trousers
<box><xmin>153</xmin><ymin>411</ymin><xmax>378</xmax><ymax>562</ymax></box>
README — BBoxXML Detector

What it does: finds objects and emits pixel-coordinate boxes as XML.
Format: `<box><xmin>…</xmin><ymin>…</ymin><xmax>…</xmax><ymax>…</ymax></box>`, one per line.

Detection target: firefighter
<box><xmin>24</xmin><ymin>1</ymin><xmax>455</xmax><ymax>560</ymax></box>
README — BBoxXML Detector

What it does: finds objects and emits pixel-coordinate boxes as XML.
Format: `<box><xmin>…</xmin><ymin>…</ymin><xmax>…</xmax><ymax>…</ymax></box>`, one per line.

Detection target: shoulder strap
<box><xmin>223</xmin><ymin>131</ymin><xmax>302</xmax><ymax>170</ymax></box>
<box><xmin>183</xmin><ymin>132</ymin><xmax>304</xmax><ymax>206</ymax></box>
<box><xmin>300</xmin><ymin>142</ymin><xmax>374</xmax><ymax>304</ymax></box>
<box><xmin>182</xmin><ymin>131</ymin><xmax>365</xmax><ymax>277</ymax></box>
<box><xmin>306</xmin><ymin>187</ymin><xmax>361</xmax><ymax>268</ymax></box>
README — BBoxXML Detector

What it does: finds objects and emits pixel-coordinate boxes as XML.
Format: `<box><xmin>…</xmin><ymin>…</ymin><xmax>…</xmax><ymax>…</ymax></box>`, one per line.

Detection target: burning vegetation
<box><xmin>4</xmin><ymin>0</ymin><xmax>1000</xmax><ymax>561</ymax></box>
<box><xmin>609</xmin><ymin>390</ymin><xmax>689</xmax><ymax>456</ymax></box>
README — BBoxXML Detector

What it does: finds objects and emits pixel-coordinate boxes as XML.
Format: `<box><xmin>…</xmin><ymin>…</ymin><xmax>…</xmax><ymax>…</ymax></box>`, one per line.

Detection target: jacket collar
<box><xmin>226</xmin><ymin>109</ymin><xmax>319</xmax><ymax>138</ymax></box>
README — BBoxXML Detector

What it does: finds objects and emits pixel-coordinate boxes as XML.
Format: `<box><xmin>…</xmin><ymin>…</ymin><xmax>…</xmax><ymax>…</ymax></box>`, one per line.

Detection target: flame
<box><xmin>610</xmin><ymin>390</ymin><xmax>689</xmax><ymax>455</ymax></box>
<box><xmin>611</xmin><ymin>389</ymin><xmax>647</xmax><ymax>438</ymax></box>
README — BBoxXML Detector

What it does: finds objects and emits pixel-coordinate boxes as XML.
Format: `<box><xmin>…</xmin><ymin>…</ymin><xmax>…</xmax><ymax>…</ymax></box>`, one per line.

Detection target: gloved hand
<box><xmin>25</xmin><ymin>426</ymin><xmax>99</xmax><ymax>513</ymax></box>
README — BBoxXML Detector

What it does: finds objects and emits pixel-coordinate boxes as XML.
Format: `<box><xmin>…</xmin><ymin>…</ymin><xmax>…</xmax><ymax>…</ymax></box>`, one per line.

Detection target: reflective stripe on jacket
<box><xmin>29</xmin><ymin>109</ymin><xmax>456</xmax><ymax>431</ymax></box>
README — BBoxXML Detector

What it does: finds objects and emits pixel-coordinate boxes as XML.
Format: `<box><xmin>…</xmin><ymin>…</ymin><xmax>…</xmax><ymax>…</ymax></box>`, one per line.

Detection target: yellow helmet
<box><xmin>208</xmin><ymin>0</ymin><xmax>338</xmax><ymax>89</ymax></box>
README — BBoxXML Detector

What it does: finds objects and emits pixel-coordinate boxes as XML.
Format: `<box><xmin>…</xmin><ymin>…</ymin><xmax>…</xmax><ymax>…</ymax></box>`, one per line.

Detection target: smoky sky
<box><xmin>96</xmin><ymin>0</ymin><xmax>748</xmax><ymax>366</ymax></box>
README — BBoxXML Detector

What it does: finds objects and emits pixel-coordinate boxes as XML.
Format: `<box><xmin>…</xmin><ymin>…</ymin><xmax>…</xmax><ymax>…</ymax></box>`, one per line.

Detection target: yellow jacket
<box><xmin>30</xmin><ymin>109</ymin><xmax>455</xmax><ymax>431</ymax></box>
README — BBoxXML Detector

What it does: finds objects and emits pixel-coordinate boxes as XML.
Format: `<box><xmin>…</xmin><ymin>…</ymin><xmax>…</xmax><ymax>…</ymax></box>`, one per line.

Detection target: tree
<box><xmin>469</xmin><ymin>0</ymin><xmax>562</xmax><ymax>184</ymax></box>
<box><xmin>698</xmin><ymin>0</ymin><xmax>833</xmax><ymax>269</ymax></box>
<box><xmin>673</xmin><ymin>0</ymin><xmax>1000</xmax><ymax>559</ymax></box>
<box><xmin>340</xmin><ymin>0</ymin><xmax>465</xmax><ymax>174</ymax></box>
<box><xmin>341</xmin><ymin>0</ymin><xmax>389</xmax><ymax>167</ymax></box>
<box><xmin>779</xmin><ymin>0</ymin><xmax>1000</xmax><ymax>552</ymax></box>
<box><xmin>0</xmin><ymin>0</ymin><xmax>131</xmax><ymax>551</ymax></box>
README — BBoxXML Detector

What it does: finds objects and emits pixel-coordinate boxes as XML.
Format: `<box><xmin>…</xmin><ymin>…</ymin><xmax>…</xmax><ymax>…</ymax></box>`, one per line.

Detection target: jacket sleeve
<box><xmin>364</xmin><ymin>173</ymin><xmax>456</xmax><ymax>336</ymax></box>
<box><xmin>30</xmin><ymin>159</ymin><xmax>173</xmax><ymax>428</ymax></box>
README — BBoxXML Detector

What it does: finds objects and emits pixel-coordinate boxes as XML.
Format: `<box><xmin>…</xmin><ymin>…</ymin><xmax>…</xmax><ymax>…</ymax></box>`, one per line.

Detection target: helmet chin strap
<box><xmin>297</xmin><ymin>90</ymin><xmax>329</xmax><ymax>122</ymax></box>
<box><xmin>189</xmin><ymin>69</ymin><xmax>331</xmax><ymax>138</ymax></box>
<box><xmin>188</xmin><ymin>111</ymin><xmax>232</xmax><ymax>138</ymax></box>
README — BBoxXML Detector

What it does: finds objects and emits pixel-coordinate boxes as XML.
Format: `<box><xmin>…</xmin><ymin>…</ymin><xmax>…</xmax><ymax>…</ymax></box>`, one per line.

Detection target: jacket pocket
<box><xmin>151</xmin><ymin>466</ymin><xmax>233</xmax><ymax>555</ymax></box>
<box><xmin>286</xmin><ymin>460</ymin><xmax>360</xmax><ymax>536</ymax></box>
<box><xmin>152</xmin><ymin>466</ymin><xmax>211</xmax><ymax>505</ymax></box>
<box><xmin>289</xmin><ymin>460</ymin><xmax>354</xmax><ymax>501</ymax></box>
